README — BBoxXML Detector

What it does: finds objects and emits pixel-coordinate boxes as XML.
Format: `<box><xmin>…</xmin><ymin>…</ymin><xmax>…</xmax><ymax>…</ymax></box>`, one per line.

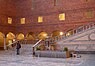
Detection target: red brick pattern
<box><xmin>0</xmin><ymin>0</ymin><xmax>94</xmax><ymax>36</ymax></box>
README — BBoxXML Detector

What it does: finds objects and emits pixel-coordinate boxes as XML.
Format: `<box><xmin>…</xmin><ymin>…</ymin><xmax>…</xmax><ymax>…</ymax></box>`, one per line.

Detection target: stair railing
<box><xmin>32</xmin><ymin>39</ymin><xmax>42</xmax><ymax>56</ymax></box>
<box><xmin>53</xmin><ymin>22</ymin><xmax>95</xmax><ymax>42</ymax></box>
<box><xmin>7</xmin><ymin>40</ymin><xmax>19</xmax><ymax>46</ymax></box>
<box><xmin>7</xmin><ymin>40</ymin><xmax>20</xmax><ymax>50</ymax></box>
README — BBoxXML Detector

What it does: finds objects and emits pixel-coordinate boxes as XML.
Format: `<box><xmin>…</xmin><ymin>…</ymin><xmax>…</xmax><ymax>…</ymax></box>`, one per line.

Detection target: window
<box><xmin>85</xmin><ymin>11</ymin><xmax>94</xmax><ymax>18</ymax></box>
<box><xmin>21</xmin><ymin>18</ymin><xmax>25</xmax><ymax>24</ymax></box>
<box><xmin>54</xmin><ymin>0</ymin><xmax>59</xmax><ymax>6</ymax></box>
<box><xmin>38</xmin><ymin>16</ymin><xmax>43</xmax><ymax>23</ymax></box>
<box><xmin>59</xmin><ymin>13</ymin><xmax>65</xmax><ymax>20</ymax></box>
<box><xmin>83</xmin><ymin>0</ymin><xmax>92</xmax><ymax>3</ymax></box>
<box><xmin>85</xmin><ymin>0</ymin><xmax>90</xmax><ymax>2</ymax></box>
<box><xmin>8</xmin><ymin>17</ymin><xmax>12</xmax><ymax>24</ymax></box>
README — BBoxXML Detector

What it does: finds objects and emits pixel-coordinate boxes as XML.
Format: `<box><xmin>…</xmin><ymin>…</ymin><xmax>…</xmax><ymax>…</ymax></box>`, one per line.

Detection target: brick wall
<box><xmin>0</xmin><ymin>0</ymin><xmax>95</xmax><ymax>35</ymax></box>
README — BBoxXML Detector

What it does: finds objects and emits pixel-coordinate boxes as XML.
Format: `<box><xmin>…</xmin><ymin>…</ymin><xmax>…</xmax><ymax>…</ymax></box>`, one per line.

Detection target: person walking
<box><xmin>16</xmin><ymin>41</ymin><xmax>21</xmax><ymax>55</ymax></box>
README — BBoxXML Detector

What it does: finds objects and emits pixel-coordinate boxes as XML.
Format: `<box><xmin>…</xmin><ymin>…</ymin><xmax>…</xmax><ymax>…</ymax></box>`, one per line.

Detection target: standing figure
<box><xmin>16</xmin><ymin>41</ymin><xmax>21</xmax><ymax>55</ymax></box>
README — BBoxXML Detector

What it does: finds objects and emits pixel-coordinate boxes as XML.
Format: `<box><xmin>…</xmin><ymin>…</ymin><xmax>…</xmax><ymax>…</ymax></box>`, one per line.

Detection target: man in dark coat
<box><xmin>16</xmin><ymin>41</ymin><xmax>21</xmax><ymax>55</ymax></box>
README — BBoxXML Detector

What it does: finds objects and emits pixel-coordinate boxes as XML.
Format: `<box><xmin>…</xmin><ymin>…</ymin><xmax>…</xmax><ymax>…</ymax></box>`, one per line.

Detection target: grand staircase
<box><xmin>32</xmin><ymin>22</ymin><xmax>95</xmax><ymax>58</ymax></box>
<box><xmin>56</xmin><ymin>22</ymin><xmax>95</xmax><ymax>52</ymax></box>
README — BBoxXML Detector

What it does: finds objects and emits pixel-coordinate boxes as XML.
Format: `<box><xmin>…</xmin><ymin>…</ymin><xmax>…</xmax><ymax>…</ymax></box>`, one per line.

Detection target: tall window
<box><xmin>54</xmin><ymin>0</ymin><xmax>58</xmax><ymax>6</ymax></box>
<box><xmin>85</xmin><ymin>11</ymin><xmax>94</xmax><ymax>18</ymax></box>
<box><xmin>84</xmin><ymin>0</ymin><xmax>90</xmax><ymax>2</ymax></box>
<box><xmin>59</xmin><ymin>13</ymin><xmax>65</xmax><ymax>20</ymax></box>
<box><xmin>21</xmin><ymin>18</ymin><xmax>25</xmax><ymax>24</ymax></box>
<box><xmin>32</xmin><ymin>0</ymin><xmax>35</xmax><ymax>9</ymax></box>
<box><xmin>83</xmin><ymin>0</ymin><xmax>92</xmax><ymax>3</ymax></box>
<box><xmin>8</xmin><ymin>17</ymin><xmax>12</xmax><ymax>24</ymax></box>
<box><xmin>38</xmin><ymin>16</ymin><xmax>43</xmax><ymax>23</ymax></box>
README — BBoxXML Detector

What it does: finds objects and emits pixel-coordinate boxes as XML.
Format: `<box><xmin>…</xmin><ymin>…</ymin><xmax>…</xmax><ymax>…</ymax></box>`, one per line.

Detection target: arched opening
<box><xmin>52</xmin><ymin>30</ymin><xmax>64</xmax><ymax>37</ymax></box>
<box><xmin>17</xmin><ymin>33</ymin><xmax>24</xmax><ymax>40</ymax></box>
<box><xmin>38</xmin><ymin>32</ymin><xmax>48</xmax><ymax>40</ymax></box>
<box><xmin>6</xmin><ymin>32</ymin><xmax>15</xmax><ymax>45</ymax></box>
<box><xmin>26</xmin><ymin>32</ymin><xmax>36</xmax><ymax>40</ymax></box>
<box><xmin>0</xmin><ymin>32</ymin><xmax>4</xmax><ymax>48</ymax></box>
<box><xmin>66</xmin><ymin>30</ymin><xmax>73</xmax><ymax>36</ymax></box>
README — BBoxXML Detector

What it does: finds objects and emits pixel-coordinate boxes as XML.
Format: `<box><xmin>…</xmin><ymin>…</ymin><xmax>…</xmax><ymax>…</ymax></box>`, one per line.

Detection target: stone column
<box><xmin>24</xmin><ymin>37</ymin><xmax>27</xmax><ymax>44</ymax></box>
<box><xmin>4</xmin><ymin>35</ymin><xmax>6</xmax><ymax>50</ymax></box>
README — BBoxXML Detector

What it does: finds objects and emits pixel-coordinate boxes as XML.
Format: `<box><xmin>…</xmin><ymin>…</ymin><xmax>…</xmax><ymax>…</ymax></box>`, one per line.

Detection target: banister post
<box><xmin>32</xmin><ymin>47</ymin><xmax>35</xmax><ymax>56</ymax></box>
<box><xmin>4</xmin><ymin>35</ymin><xmax>6</xmax><ymax>50</ymax></box>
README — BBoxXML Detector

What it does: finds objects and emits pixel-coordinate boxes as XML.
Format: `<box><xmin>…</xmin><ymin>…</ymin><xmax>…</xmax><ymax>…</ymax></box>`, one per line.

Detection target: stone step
<box><xmin>76</xmin><ymin>51</ymin><xmax>95</xmax><ymax>54</ymax></box>
<box><xmin>5</xmin><ymin>44</ymin><xmax>33</xmax><ymax>55</ymax></box>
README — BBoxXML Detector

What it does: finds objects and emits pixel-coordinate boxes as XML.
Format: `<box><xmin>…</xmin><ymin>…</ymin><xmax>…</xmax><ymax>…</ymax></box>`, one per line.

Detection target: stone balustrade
<box><xmin>53</xmin><ymin>22</ymin><xmax>95</xmax><ymax>42</ymax></box>
<box><xmin>35</xmin><ymin>51</ymin><xmax>66</xmax><ymax>58</ymax></box>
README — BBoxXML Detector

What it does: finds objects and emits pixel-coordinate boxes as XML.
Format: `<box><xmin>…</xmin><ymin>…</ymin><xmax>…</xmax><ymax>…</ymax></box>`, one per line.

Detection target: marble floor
<box><xmin>0</xmin><ymin>50</ymin><xmax>95</xmax><ymax>66</ymax></box>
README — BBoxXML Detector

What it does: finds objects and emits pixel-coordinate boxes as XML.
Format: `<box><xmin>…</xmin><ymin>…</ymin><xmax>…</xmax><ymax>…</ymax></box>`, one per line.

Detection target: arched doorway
<box><xmin>37</xmin><ymin>32</ymin><xmax>48</xmax><ymax>50</ymax></box>
<box><xmin>26</xmin><ymin>32</ymin><xmax>36</xmax><ymax>44</ymax></box>
<box><xmin>6</xmin><ymin>32</ymin><xmax>15</xmax><ymax>46</ymax></box>
<box><xmin>17</xmin><ymin>33</ymin><xmax>24</xmax><ymax>40</ymax></box>
<box><xmin>16</xmin><ymin>33</ymin><xmax>25</xmax><ymax>44</ymax></box>
<box><xmin>26</xmin><ymin>32</ymin><xmax>36</xmax><ymax>40</ymax></box>
<box><xmin>0</xmin><ymin>32</ymin><xmax>4</xmax><ymax>48</ymax></box>
<box><xmin>66</xmin><ymin>30</ymin><xmax>73</xmax><ymax>36</ymax></box>
<box><xmin>52</xmin><ymin>30</ymin><xmax>63</xmax><ymax>37</ymax></box>
<box><xmin>38</xmin><ymin>32</ymin><xmax>48</xmax><ymax>40</ymax></box>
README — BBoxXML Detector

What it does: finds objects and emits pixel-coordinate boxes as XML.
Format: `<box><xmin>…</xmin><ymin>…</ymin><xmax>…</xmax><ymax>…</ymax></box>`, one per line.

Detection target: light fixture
<box><xmin>43</xmin><ymin>34</ymin><xmax>47</xmax><ymax>37</ymax></box>
<box><xmin>60</xmin><ymin>32</ymin><xmax>63</xmax><ymax>35</ymax></box>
